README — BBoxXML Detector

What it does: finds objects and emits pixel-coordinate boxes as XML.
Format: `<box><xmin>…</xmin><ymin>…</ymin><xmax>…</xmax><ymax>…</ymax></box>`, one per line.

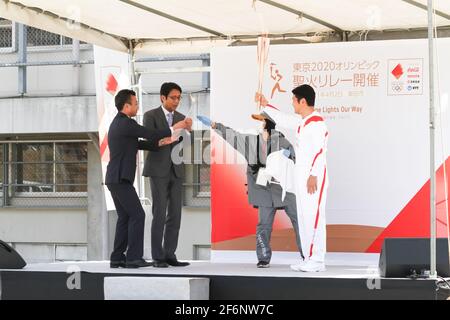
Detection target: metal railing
<box><xmin>183</xmin><ymin>182</ymin><xmax>210</xmax><ymax>208</ymax></box>
<box><xmin>0</xmin><ymin>141</ymin><xmax>88</xmax><ymax>208</ymax></box>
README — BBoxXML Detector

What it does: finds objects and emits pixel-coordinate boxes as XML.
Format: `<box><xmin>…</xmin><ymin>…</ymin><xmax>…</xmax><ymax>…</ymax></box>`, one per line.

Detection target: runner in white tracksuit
<box><xmin>258</xmin><ymin>85</ymin><xmax>328</xmax><ymax>272</ymax></box>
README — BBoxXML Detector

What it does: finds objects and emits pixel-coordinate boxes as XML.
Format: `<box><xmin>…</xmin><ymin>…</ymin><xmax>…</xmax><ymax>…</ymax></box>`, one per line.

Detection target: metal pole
<box><xmin>137</xmin><ymin>74</ymin><xmax>146</xmax><ymax>203</ymax></box>
<box><xmin>72</xmin><ymin>39</ymin><xmax>81</xmax><ymax>95</ymax></box>
<box><xmin>2</xmin><ymin>144</ymin><xmax>7</xmax><ymax>207</ymax></box>
<box><xmin>427</xmin><ymin>0</ymin><xmax>437</xmax><ymax>278</ymax></box>
<box><xmin>202</xmin><ymin>58</ymin><xmax>210</xmax><ymax>89</ymax></box>
<box><xmin>136</xmin><ymin>66</ymin><xmax>211</xmax><ymax>74</ymax></box>
<box><xmin>0</xmin><ymin>60</ymin><xmax>94</xmax><ymax>68</ymax></box>
<box><xmin>134</xmin><ymin>54</ymin><xmax>210</xmax><ymax>63</ymax></box>
<box><xmin>130</xmin><ymin>73</ymin><xmax>151</xmax><ymax>206</ymax></box>
<box><xmin>128</xmin><ymin>42</ymin><xmax>144</xmax><ymax>200</ymax></box>
<box><xmin>17</xmin><ymin>23</ymin><xmax>27</xmax><ymax>95</ymax></box>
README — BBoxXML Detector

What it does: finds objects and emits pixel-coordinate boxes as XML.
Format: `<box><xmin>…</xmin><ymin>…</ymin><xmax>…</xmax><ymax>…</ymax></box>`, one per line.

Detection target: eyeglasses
<box><xmin>168</xmin><ymin>95</ymin><xmax>181</xmax><ymax>101</ymax></box>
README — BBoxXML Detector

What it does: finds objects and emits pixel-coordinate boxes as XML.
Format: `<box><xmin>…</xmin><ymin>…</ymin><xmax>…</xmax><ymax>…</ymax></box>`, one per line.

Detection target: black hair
<box><xmin>160</xmin><ymin>82</ymin><xmax>182</xmax><ymax>97</ymax></box>
<box><xmin>115</xmin><ymin>89</ymin><xmax>136</xmax><ymax>111</ymax></box>
<box><xmin>292</xmin><ymin>84</ymin><xmax>315</xmax><ymax>106</ymax></box>
<box><xmin>264</xmin><ymin>119</ymin><xmax>276</xmax><ymax>133</ymax></box>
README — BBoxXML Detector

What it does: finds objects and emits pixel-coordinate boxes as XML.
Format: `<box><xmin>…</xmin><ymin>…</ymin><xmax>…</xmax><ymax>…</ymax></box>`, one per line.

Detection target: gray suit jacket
<box><xmin>214</xmin><ymin>122</ymin><xmax>296</xmax><ymax>208</ymax></box>
<box><xmin>142</xmin><ymin>106</ymin><xmax>185</xmax><ymax>178</ymax></box>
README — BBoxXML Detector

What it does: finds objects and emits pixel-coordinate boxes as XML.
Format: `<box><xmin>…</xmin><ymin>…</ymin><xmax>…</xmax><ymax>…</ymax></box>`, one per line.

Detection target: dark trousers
<box><xmin>256</xmin><ymin>202</ymin><xmax>304</xmax><ymax>263</ymax></box>
<box><xmin>150</xmin><ymin>167</ymin><xmax>183</xmax><ymax>261</ymax></box>
<box><xmin>107</xmin><ymin>182</ymin><xmax>145</xmax><ymax>262</ymax></box>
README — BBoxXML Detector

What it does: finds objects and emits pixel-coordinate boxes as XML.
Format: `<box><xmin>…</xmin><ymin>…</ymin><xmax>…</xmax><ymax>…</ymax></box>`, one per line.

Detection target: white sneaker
<box><xmin>299</xmin><ymin>260</ymin><xmax>326</xmax><ymax>272</ymax></box>
<box><xmin>290</xmin><ymin>260</ymin><xmax>307</xmax><ymax>271</ymax></box>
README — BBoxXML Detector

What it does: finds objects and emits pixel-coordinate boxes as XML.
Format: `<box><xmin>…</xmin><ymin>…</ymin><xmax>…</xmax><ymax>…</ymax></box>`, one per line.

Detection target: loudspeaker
<box><xmin>0</xmin><ymin>240</ymin><xmax>26</xmax><ymax>269</ymax></box>
<box><xmin>379</xmin><ymin>238</ymin><xmax>450</xmax><ymax>278</ymax></box>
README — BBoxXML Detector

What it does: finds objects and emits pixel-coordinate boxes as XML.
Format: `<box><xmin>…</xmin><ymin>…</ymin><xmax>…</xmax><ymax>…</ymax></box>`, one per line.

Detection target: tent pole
<box><xmin>128</xmin><ymin>41</ymin><xmax>143</xmax><ymax>201</ymax></box>
<box><xmin>427</xmin><ymin>0</ymin><xmax>437</xmax><ymax>278</ymax></box>
<box><xmin>136</xmin><ymin>74</ymin><xmax>148</xmax><ymax>205</ymax></box>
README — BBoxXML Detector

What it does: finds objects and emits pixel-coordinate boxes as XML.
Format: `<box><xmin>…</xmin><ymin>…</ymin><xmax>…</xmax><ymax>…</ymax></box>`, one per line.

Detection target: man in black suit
<box><xmin>143</xmin><ymin>82</ymin><xmax>191</xmax><ymax>268</ymax></box>
<box><xmin>106</xmin><ymin>89</ymin><xmax>191</xmax><ymax>269</ymax></box>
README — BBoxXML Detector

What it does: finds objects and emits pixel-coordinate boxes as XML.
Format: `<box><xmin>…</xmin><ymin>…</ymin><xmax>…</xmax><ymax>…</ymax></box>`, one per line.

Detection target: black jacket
<box><xmin>105</xmin><ymin>112</ymin><xmax>171</xmax><ymax>185</ymax></box>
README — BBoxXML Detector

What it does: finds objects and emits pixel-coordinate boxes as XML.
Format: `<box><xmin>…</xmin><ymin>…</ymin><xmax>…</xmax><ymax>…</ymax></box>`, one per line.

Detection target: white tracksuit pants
<box><xmin>263</xmin><ymin>106</ymin><xmax>329</xmax><ymax>263</ymax></box>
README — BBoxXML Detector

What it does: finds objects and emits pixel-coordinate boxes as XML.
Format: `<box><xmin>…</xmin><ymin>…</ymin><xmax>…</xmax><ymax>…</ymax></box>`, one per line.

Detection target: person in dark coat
<box><xmin>106</xmin><ymin>89</ymin><xmax>191</xmax><ymax>268</ymax></box>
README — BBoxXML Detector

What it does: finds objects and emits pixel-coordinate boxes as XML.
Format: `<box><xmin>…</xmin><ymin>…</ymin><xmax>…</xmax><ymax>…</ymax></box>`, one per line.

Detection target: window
<box><xmin>0</xmin><ymin>18</ymin><xmax>13</xmax><ymax>49</ymax></box>
<box><xmin>183</xmin><ymin>131</ymin><xmax>210</xmax><ymax>207</ymax></box>
<box><xmin>194</xmin><ymin>138</ymin><xmax>211</xmax><ymax>198</ymax></box>
<box><xmin>63</xmin><ymin>37</ymin><xmax>73</xmax><ymax>45</ymax></box>
<box><xmin>1</xmin><ymin>142</ymin><xmax>88</xmax><ymax>208</ymax></box>
<box><xmin>27</xmin><ymin>26</ymin><xmax>63</xmax><ymax>47</ymax></box>
<box><xmin>0</xmin><ymin>19</ymin><xmax>87</xmax><ymax>53</ymax></box>
<box><xmin>55</xmin><ymin>143</ymin><xmax>88</xmax><ymax>192</ymax></box>
<box><xmin>12</xmin><ymin>143</ymin><xmax>54</xmax><ymax>193</ymax></box>
<box><xmin>27</xmin><ymin>26</ymin><xmax>81</xmax><ymax>48</ymax></box>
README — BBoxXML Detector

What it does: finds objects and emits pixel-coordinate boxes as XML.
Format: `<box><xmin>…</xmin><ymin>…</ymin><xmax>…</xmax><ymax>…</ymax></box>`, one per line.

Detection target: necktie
<box><xmin>262</xmin><ymin>138</ymin><xmax>267</xmax><ymax>160</ymax></box>
<box><xmin>167</xmin><ymin>112</ymin><xmax>173</xmax><ymax>126</ymax></box>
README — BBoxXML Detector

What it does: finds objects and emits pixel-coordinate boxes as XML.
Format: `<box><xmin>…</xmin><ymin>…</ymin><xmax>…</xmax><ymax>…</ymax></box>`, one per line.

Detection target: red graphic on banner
<box><xmin>391</xmin><ymin>64</ymin><xmax>404</xmax><ymax>80</ymax></box>
<box><xmin>99</xmin><ymin>73</ymin><xmax>119</xmax><ymax>159</ymax></box>
<box><xmin>100</xmin><ymin>133</ymin><xmax>109</xmax><ymax>158</ymax></box>
<box><xmin>366</xmin><ymin>156</ymin><xmax>450</xmax><ymax>253</ymax></box>
<box><xmin>270</xmin><ymin>63</ymin><xmax>286</xmax><ymax>99</ymax></box>
<box><xmin>106</xmin><ymin>73</ymin><xmax>118</xmax><ymax>95</ymax></box>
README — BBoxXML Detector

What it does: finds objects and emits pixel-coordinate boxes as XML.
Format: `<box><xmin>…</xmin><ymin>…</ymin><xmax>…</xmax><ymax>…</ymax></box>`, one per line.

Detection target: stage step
<box><xmin>104</xmin><ymin>276</ymin><xmax>210</xmax><ymax>300</ymax></box>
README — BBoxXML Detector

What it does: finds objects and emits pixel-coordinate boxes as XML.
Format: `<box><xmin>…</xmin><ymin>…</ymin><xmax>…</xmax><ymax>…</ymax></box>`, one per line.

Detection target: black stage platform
<box><xmin>1</xmin><ymin>261</ymin><xmax>449</xmax><ymax>300</ymax></box>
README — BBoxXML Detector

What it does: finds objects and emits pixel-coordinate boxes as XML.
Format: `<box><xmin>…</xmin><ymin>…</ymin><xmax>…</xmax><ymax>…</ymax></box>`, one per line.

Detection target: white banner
<box><xmin>210</xmin><ymin>39</ymin><xmax>450</xmax><ymax>265</ymax></box>
<box><xmin>93</xmin><ymin>45</ymin><xmax>131</xmax><ymax>210</ymax></box>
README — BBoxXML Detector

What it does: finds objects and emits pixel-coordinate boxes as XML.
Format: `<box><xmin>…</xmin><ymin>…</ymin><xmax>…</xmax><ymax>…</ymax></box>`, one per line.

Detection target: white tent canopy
<box><xmin>1</xmin><ymin>0</ymin><xmax>450</xmax><ymax>53</ymax></box>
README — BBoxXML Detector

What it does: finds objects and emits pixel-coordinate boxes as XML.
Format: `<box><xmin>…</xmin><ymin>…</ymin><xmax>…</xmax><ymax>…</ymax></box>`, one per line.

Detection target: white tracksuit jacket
<box><xmin>263</xmin><ymin>105</ymin><xmax>329</xmax><ymax>262</ymax></box>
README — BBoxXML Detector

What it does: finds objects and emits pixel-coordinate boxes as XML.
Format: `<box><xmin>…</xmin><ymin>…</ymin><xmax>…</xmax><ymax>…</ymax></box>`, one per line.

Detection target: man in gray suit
<box><xmin>197</xmin><ymin>114</ymin><xmax>304</xmax><ymax>268</ymax></box>
<box><xmin>143</xmin><ymin>82</ymin><xmax>191</xmax><ymax>268</ymax></box>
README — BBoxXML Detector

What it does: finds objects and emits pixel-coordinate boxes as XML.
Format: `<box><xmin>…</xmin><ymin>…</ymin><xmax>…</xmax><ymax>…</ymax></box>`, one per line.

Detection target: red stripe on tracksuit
<box><xmin>266</xmin><ymin>104</ymin><xmax>279</xmax><ymax>110</ymax></box>
<box><xmin>299</xmin><ymin>115</ymin><xmax>325</xmax><ymax>133</ymax></box>
<box><xmin>310</xmin><ymin>149</ymin><xmax>323</xmax><ymax>172</ymax></box>
<box><xmin>309</xmin><ymin>167</ymin><xmax>327</xmax><ymax>258</ymax></box>
<box><xmin>304</xmin><ymin>116</ymin><xmax>323</xmax><ymax>127</ymax></box>
<box><xmin>309</xmin><ymin>132</ymin><xmax>327</xmax><ymax>174</ymax></box>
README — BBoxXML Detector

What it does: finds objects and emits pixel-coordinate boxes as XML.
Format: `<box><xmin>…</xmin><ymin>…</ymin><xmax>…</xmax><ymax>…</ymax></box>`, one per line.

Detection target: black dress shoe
<box><xmin>166</xmin><ymin>259</ymin><xmax>190</xmax><ymax>267</ymax></box>
<box><xmin>153</xmin><ymin>260</ymin><xmax>169</xmax><ymax>268</ymax></box>
<box><xmin>110</xmin><ymin>260</ymin><xmax>126</xmax><ymax>268</ymax></box>
<box><xmin>125</xmin><ymin>259</ymin><xmax>153</xmax><ymax>268</ymax></box>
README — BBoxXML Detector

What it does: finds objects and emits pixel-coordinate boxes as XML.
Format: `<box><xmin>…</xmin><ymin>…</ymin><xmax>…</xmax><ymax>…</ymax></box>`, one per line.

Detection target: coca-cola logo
<box><xmin>391</xmin><ymin>64</ymin><xmax>404</xmax><ymax>79</ymax></box>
